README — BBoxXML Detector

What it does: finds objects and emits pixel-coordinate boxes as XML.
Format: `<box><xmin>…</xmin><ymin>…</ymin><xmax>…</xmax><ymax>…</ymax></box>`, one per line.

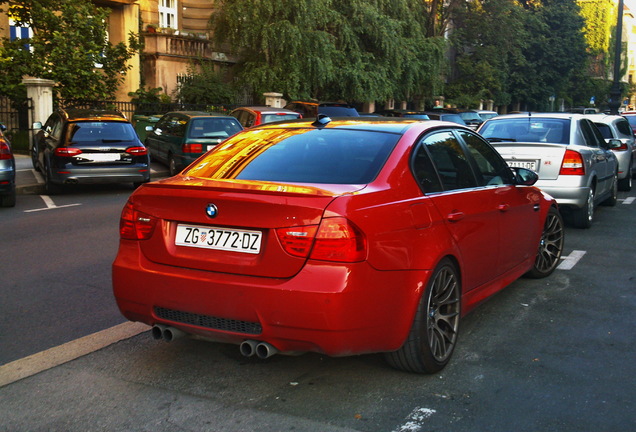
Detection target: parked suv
<box><xmin>0</xmin><ymin>123</ymin><xmax>16</xmax><ymax>207</ymax></box>
<box><xmin>32</xmin><ymin>108</ymin><xmax>150</xmax><ymax>194</ymax></box>
<box><xmin>145</xmin><ymin>111</ymin><xmax>243</xmax><ymax>176</ymax></box>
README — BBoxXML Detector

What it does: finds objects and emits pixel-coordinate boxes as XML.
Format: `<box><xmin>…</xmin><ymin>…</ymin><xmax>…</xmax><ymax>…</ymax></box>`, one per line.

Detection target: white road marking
<box><xmin>0</xmin><ymin>322</ymin><xmax>149</xmax><ymax>388</ymax></box>
<box><xmin>23</xmin><ymin>195</ymin><xmax>81</xmax><ymax>213</ymax></box>
<box><xmin>622</xmin><ymin>197</ymin><xmax>635</xmax><ymax>205</ymax></box>
<box><xmin>392</xmin><ymin>407</ymin><xmax>437</xmax><ymax>432</ymax></box>
<box><xmin>557</xmin><ymin>250</ymin><xmax>586</xmax><ymax>270</ymax></box>
<box><xmin>32</xmin><ymin>169</ymin><xmax>44</xmax><ymax>184</ymax></box>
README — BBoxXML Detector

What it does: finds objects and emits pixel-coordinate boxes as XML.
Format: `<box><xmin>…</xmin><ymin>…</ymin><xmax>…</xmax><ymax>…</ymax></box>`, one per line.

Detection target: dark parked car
<box><xmin>144</xmin><ymin>111</ymin><xmax>243</xmax><ymax>176</ymax></box>
<box><xmin>230</xmin><ymin>106</ymin><xmax>300</xmax><ymax>128</ymax></box>
<box><xmin>376</xmin><ymin>109</ymin><xmax>430</xmax><ymax>119</ymax></box>
<box><xmin>284</xmin><ymin>101</ymin><xmax>360</xmax><ymax>118</ymax></box>
<box><xmin>424</xmin><ymin>112</ymin><xmax>467</xmax><ymax>126</ymax></box>
<box><xmin>0</xmin><ymin>124</ymin><xmax>16</xmax><ymax>207</ymax></box>
<box><xmin>32</xmin><ymin>108</ymin><xmax>150</xmax><ymax>194</ymax></box>
<box><xmin>113</xmin><ymin>117</ymin><xmax>563</xmax><ymax>374</ymax></box>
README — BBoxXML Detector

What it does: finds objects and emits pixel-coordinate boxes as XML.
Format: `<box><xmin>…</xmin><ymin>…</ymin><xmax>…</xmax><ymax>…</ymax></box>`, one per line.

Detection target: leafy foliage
<box><xmin>209</xmin><ymin>0</ymin><xmax>446</xmax><ymax>104</ymax></box>
<box><xmin>0</xmin><ymin>0</ymin><xmax>140</xmax><ymax>100</ymax></box>
<box><xmin>173</xmin><ymin>61</ymin><xmax>234</xmax><ymax>105</ymax></box>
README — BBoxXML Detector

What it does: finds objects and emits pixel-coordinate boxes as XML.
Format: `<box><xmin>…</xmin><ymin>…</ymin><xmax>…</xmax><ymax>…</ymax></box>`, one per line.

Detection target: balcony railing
<box><xmin>143</xmin><ymin>31</ymin><xmax>232</xmax><ymax>63</ymax></box>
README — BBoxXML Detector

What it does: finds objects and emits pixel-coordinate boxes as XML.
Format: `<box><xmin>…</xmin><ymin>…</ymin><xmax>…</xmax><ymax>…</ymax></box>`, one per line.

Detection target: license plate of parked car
<box><xmin>175</xmin><ymin>224</ymin><xmax>262</xmax><ymax>254</ymax></box>
<box><xmin>506</xmin><ymin>160</ymin><xmax>537</xmax><ymax>171</ymax></box>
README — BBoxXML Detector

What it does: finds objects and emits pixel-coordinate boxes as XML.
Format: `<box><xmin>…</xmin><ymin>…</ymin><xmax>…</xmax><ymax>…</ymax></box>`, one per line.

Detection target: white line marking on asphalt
<box><xmin>23</xmin><ymin>195</ymin><xmax>81</xmax><ymax>212</ymax></box>
<box><xmin>0</xmin><ymin>322</ymin><xmax>149</xmax><ymax>388</ymax></box>
<box><xmin>392</xmin><ymin>407</ymin><xmax>437</xmax><ymax>432</ymax></box>
<box><xmin>32</xmin><ymin>169</ymin><xmax>44</xmax><ymax>184</ymax></box>
<box><xmin>557</xmin><ymin>250</ymin><xmax>586</xmax><ymax>270</ymax></box>
<box><xmin>622</xmin><ymin>197</ymin><xmax>635</xmax><ymax>205</ymax></box>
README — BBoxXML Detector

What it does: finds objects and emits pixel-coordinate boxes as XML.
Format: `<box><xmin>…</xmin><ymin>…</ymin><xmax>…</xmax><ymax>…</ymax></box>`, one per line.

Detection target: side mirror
<box><xmin>33</xmin><ymin>122</ymin><xmax>43</xmax><ymax>130</ymax></box>
<box><xmin>512</xmin><ymin>167</ymin><xmax>539</xmax><ymax>186</ymax></box>
<box><xmin>608</xmin><ymin>138</ymin><xmax>623</xmax><ymax>149</ymax></box>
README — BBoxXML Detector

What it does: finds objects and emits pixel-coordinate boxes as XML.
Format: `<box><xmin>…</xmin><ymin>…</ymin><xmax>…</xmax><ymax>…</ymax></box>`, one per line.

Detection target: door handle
<box><xmin>447</xmin><ymin>211</ymin><xmax>465</xmax><ymax>222</ymax></box>
<box><xmin>497</xmin><ymin>204</ymin><xmax>510</xmax><ymax>212</ymax></box>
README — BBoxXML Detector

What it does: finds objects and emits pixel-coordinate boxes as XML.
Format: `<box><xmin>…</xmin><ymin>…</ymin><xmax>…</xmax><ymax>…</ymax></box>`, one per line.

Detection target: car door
<box><xmin>580</xmin><ymin>118</ymin><xmax>614</xmax><ymax>198</ymax></box>
<box><xmin>411</xmin><ymin>130</ymin><xmax>501</xmax><ymax>290</ymax></box>
<box><xmin>39</xmin><ymin>114</ymin><xmax>64</xmax><ymax>171</ymax></box>
<box><xmin>457</xmin><ymin>130</ymin><xmax>542</xmax><ymax>274</ymax></box>
<box><xmin>145</xmin><ymin>114</ymin><xmax>170</xmax><ymax>163</ymax></box>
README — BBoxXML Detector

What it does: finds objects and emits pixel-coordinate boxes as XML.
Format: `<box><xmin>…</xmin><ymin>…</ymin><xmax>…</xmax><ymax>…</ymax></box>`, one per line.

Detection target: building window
<box><xmin>159</xmin><ymin>0</ymin><xmax>178</xmax><ymax>29</ymax></box>
<box><xmin>9</xmin><ymin>18</ymin><xmax>32</xmax><ymax>51</ymax></box>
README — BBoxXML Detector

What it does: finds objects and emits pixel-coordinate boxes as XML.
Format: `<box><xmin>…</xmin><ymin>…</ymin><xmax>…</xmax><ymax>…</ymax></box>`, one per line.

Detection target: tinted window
<box><xmin>67</xmin><ymin>121</ymin><xmax>137</xmax><ymax>143</ymax></box>
<box><xmin>186</xmin><ymin>128</ymin><xmax>399</xmax><ymax>184</ymax></box>
<box><xmin>419</xmin><ymin>131</ymin><xmax>477</xmax><ymax>191</ymax></box>
<box><xmin>439</xmin><ymin>114</ymin><xmax>466</xmax><ymax>125</ymax></box>
<box><xmin>262</xmin><ymin>114</ymin><xmax>300</xmax><ymax>124</ymax></box>
<box><xmin>458</xmin><ymin>130</ymin><xmax>514</xmax><ymax>186</ymax></box>
<box><xmin>615</xmin><ymin>119</ymin><xmax>633</xmax><ymax>136</ymax></box>
<box><xmin>580</xmin><ymin>119</ymin><xmax>601</xmax><ymax>147</ymax></box>
<box><xmin>594</xmin><ymin>123</ymin><xmax>613</xmax><ymax>139</ymax></box>
<box><xmin>188</xmin><ymin>118</ymin><xmax>242</xmax><ymax>138</ymax></box>
<box><xmin>412</xmin><ymin>143</ymin><xmax>443</xmax><ymax>193</ymax></box>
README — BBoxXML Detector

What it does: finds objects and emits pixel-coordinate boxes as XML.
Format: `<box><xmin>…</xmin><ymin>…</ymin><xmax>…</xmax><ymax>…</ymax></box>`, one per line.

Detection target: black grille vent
<box><xmin>154</xmin><ymin>307</ymin><xmax>262</xmax><ymax>335</ymax></box>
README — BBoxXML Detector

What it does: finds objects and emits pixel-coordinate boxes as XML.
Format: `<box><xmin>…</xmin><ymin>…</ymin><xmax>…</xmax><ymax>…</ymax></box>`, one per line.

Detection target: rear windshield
<box><xmin>68</xmin><ymin>121</ymin><xmax>137</xmax><ymax>142</ymax></box>
<box><xmin>262</xmin><ymin>113</ymin><xmax>300</xmax><ymax>124</ymax></box>
<box><xmin>188</xmin><ymin>118</ymin><xmax>242</xmax><ymax>139</ymax></box>
<box><xmin>480</xmin><ymin>118</ymin><xmax>570</xmax><ymax>144</ymax></box>
<box><xmin>185</xmin><ymin>128</ymin><xmax>400</xmax><ymax>184</ymax></box>
<box><xmin>440</xmin><ymin>114</ymin><xmax>466</xmax><ymax>125</ymax></box>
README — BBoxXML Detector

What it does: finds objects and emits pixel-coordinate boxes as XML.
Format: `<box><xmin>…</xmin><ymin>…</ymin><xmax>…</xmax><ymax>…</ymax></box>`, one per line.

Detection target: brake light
<box><xmin>119</xmin><ymin>201</ymin><xmax>157</xmax><ymax>240</ymax></box>
<box><xmin>0</xmin><ymin>141</ymin><xmax>11</xmax><ymax>160</ymax></box>
<box><xmin>126</xmin><ymin>146</ymin><xmax>148</xmax><ymax>155</ymax></box>
<box><xmin>54</xmin><ymin>147</ymin><xmax>82</xmax><ymax>157</ymax></box>
<box><xmin>559</xmin><ymin>149</ymin><xmax>585</xmax><ymax>175</ymax></box>
<box><xmin>182</xmin><ymin>143</ymin><xmax>203</xmax><ymax>153</ymax></box>
<box><xmin>612</xmin><ymin>142</ymin><xmax>628</xmax><ymax>151</ymax></box>
<box><xmin>276</xmin><ymin>217</ymin><xmax>367</xmax><ymax>262</ymax></box>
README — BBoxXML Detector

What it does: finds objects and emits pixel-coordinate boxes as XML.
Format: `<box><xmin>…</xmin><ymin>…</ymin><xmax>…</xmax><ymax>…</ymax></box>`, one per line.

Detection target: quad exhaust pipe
<box><xmin>239</xmin><ymin>340</ymin><xmax>278</xmax><ymax>359</ymax></box>
<box><xmin>151</xmin><ymin>324</ymin><xmax>185</xmax><ymax>342</ymax></box>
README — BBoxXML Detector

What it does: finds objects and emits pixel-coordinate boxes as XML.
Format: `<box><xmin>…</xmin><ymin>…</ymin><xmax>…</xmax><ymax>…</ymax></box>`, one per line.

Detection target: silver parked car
<box><xmin>583</xmin><ymin>114</ymin><xmax>635</xmax><ymax>191</ymax></box>
<box><xmin>478</xmin><ymin>113</ymin><xmax>619</xmax><ymax>228</ymax></box>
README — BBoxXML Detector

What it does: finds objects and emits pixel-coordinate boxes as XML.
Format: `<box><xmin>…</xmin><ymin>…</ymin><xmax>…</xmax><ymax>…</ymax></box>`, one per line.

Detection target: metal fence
<box><xmin>0</xmin><ymin>97</ymin><xmax>32</xmax><ymax>132</ymax></box>
<box><xmin>55</xmin><ymin>99</ymin><xmax>239</xmax><ymax>120</ymax></box>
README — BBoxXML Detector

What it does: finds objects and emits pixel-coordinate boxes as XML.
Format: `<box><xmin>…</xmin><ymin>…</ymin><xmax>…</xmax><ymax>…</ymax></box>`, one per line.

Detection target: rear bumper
<box><xmin>50</xmin><ymin>164</ymin><xmax>150</xmax><ymax>185</ymax></box>
<box><xmin>112</xmin><ymin>241</ymin><xmax>426</xmax><ymax>356</ymax></box>
<box><xmin>536</xmin><ymin>179</ymin><xmax>589</xmax><ymax>209</ymax></box>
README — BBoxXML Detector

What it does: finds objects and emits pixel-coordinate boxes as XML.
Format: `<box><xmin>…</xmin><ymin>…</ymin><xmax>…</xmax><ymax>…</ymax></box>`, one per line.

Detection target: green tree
<box><xmin>209</xmin><ymin>0</ymin><xmax>446</xmax><ymax>104</ymax></box>
<box><xmin>0</xmin><ymin>0</ymin><xmax>140</xmax><ymax>100</ymax></box>
<box><xmin>173</xmin><ymin>61</ymin><xmax>234</xmax><ymax>105</ymax></box>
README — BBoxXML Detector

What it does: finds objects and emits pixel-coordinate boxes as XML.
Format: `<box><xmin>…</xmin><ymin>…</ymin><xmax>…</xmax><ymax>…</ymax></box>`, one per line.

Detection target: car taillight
<box><xmin>276</xmin><ymin>217</ymin><xmax>367</xmax><ymax>262</ymax></box>
<box><xmin>612</xmin><ymin>142</ymin><xmax>628</xmax><ymax>151</ymax></box>
<box><xmin>119</xmin><ymin>201</ymin><xmax>157</xmax><ymax>240</ymax></box>
<box><xmin>54</xmin><ymin>147</ymin><xmax>82</xmax><ymax>157</ymax></box>
<box><xmin>559</xmin><ymin>149</ymin><xmax>585</xmax><ymax>175</ymax></box>
<box><xmin>182</xmin><ymin>143</ymin><xmax>203</xmax><ymax>153</ymax></box>
<box><xmin>126</xmin><ymin>146</ymin><xmax>148</xmax><ymax>155</ymax></box>
<box><xmin>0</xmin><ymin>141</ymin><xmax>11</xmax><ymax>160</ymax></box>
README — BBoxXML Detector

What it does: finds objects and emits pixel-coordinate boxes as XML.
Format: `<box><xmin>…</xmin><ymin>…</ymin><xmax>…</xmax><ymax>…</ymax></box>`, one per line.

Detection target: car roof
<box><xmin>163</xmin><ymin>111</ymin><xmax>235</xmax><ymax>119</ymax></box>
<box><xmin>581</xmin><ymin>114</ymin><xmax>625</xmax><ymax>124</ymax></box>
<box><xmin>486</xmin><ymin>112</ymin><xmax>583</xmax><ymax>120</ymax></box>
<box><xmin>61</xmin><ymin>108</ymin><xmax>128</xmax><ymax>122</ymax></box>
<box><xmin>233</xmin><ymin>106</ymin><xmax>299</xmax><ymax>114</ymax></box>
<box><xmin>255</xmin><ymin>117</ymin><xmax>468</xmax><ymax>134</ymax></box>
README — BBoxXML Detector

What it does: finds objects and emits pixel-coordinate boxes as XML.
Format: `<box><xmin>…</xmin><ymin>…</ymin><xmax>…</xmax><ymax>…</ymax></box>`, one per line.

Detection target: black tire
<box><xmin>618</xmin><ymin>163</ymin><xmax>632</xmax><ymax>191</ymax></box>
<box><xmin>525</xmin><ymin>206</ymin><xmax>564</xmax><ymax>279</ymax></box>
<box><xmin>168</xmin><ymin>154</ymin><xmax>178</xmax><ymax>176</ymax></box>
<box><xmin>0</xmin><ymin>185</ymin><xmax>16</xmax><ymax>207</ymax></box>
<box><xmin>44</xmin><ymin>164</ymin><xmax>62</xmax><ymax>195</ymax></box>
<box><xmin>601</xmin><ymin>173</ymin><xmax>618</xmax><ymax>207</ymax></box>
<box><xmin>385</xmin><ymin>258</ymin><xmax>461</xmax><ymax>374</ymax></box>
<box><xmin>571</xmin><ymin>187</ymin><xmax>594</xmax><ymax>229</ymax></box>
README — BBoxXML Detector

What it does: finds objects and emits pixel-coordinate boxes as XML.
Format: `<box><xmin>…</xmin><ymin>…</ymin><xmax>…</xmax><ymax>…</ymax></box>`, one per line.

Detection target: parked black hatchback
<box><xmin>32</xmin><ymin>108</ymin><xmax>150</xmax><ymax>194</ymax></box>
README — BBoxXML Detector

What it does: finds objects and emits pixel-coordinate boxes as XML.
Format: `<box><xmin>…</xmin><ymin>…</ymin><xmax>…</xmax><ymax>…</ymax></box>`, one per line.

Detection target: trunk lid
<box><xmin>133</xmin><ymin>177</ymin><xmax>365</xmax><ymax>278</ymax></box>
<box><xmin>492</xmin><ymin>142</ymin><xmax>567</xmax><ymax>180</ymax></box>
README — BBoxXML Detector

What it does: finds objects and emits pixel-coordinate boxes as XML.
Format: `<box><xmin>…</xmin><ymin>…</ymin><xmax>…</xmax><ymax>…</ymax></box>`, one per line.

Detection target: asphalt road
<box><xmin>1</xmin><ymin>156</ymin><xmax>635</xmax><ymax>431</ymax></box>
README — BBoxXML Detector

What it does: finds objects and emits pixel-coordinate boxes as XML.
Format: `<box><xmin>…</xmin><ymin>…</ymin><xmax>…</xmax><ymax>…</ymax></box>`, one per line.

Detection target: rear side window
<box><xmin>615</xmin><ymin>119</ymin><xmax>633</xmax><ymax>137</ymax></box>
<box><xmin>185</xmin><ymin>128</ymin><xmax>399</xmax><ymax>184</ymax></box>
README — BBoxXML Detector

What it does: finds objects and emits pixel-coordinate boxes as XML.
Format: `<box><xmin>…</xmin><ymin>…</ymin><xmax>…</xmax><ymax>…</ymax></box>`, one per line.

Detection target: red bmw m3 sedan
<box><xmin>113</xmin><ymin>116</ymin><xmax>564</xmax><ymax>373</ymax></box>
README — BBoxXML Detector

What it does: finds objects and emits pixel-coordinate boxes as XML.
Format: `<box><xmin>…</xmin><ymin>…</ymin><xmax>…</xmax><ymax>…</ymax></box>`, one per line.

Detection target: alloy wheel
<box><xmin>426</xmin><ymin>265</ymin><xmax>460</xmax><ymax>363</ymax></box>
<box><xmin>533</xmin><ymin>208</ymin><xmax>564</xmax><ymax>276</ymax></box>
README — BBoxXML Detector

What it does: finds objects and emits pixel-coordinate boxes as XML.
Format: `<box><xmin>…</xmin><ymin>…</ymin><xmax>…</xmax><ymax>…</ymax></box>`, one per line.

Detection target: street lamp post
<box><xmin>609</xmin><ymin>0</ymin><xmax>625</xmax><ymax>115</ymax></box>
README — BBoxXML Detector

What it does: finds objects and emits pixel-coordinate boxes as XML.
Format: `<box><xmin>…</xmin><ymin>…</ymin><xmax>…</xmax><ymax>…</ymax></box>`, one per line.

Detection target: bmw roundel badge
<box><xmin>205</xmin><ymin>203</ymin><xmax>218</xmax><ymax>218</ymax></box>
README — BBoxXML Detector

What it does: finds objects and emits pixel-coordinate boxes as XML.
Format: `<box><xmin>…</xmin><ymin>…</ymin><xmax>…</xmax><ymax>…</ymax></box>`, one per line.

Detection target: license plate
<box><xmin>175</xmin><ymin>224</ymin><xmax>262</xmax><ymax>254</ymax></box>
<box><xmin>507</xmin><ymin>160</ymin><xmax>537</xmax><ymax>171</ymax></box>
<box><xmin>77</xmin><ymin>153</ymin><xmax>122</xmax><ymax>162</ymax></box>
